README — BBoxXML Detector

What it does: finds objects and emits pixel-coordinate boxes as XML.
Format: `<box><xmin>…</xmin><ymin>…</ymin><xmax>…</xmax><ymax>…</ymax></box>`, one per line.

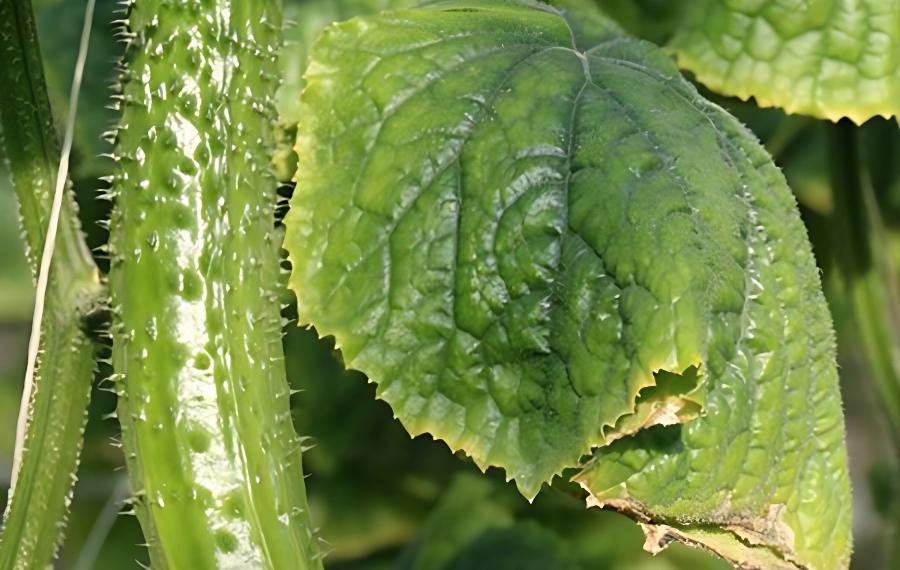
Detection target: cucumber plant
<box><xmin>284</xmin><ymin>2</ymin><xmax>852</xmax><ymax>567</ymax></box>
<box><xmin>1</xmin><ymin>0</ymin><xmax>898</xmax><ymax>569</ymax></box>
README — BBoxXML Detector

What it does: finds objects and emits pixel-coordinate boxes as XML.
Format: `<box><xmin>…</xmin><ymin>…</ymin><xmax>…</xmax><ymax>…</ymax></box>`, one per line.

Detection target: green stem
<box><xmin>828</xmin><ymin>122</ymin><xmax>900</xmax><ymax>449</ymax></box>
<box><xmin>828</xmin><ymin>120</ymin><xmax>900</xmax><ymax>565</ymax></box>
<box><xmin>0</xmin><ymin>0</ymin><xmax>104</xmax><ymax>568</ymax></box>
<box><xmin>109</xmin><ymin>1</ymin><xmax>321</xmax><ymax>567</ymax></box>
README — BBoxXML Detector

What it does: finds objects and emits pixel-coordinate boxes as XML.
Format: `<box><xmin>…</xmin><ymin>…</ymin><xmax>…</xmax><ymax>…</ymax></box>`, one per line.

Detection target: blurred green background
<box><xmin>1</xmin><ymin>0</ymin><xmax>897</xmax><ymax>568</ymax></box>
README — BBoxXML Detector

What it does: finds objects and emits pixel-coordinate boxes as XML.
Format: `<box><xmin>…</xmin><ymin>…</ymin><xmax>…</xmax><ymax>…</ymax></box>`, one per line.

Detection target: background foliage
<box><xmin>0</xmin><ymin>0</ymin><xmax>897</xmax><ymax>568</ymax></box>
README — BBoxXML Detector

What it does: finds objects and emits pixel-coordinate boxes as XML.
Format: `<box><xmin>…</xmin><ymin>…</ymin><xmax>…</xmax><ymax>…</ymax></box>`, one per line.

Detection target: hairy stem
<box><xmin>109</xmin><ymin>1</ymin><xmax>321</xmax><ymax>568</ymax></box>
<box><xmin>0</xmin><ymin>0</ymin><xmax>104</xmax><ymax>567</ymax></box>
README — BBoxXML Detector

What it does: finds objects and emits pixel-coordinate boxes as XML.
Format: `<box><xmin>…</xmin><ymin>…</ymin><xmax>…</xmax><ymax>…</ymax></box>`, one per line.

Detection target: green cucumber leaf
<box><xmin>284</xmin><ymin>1</ymin><xmax>851</xmax><ymax>567</ymax></box>
<box><xmin>274</xmin><ymin>0</ymin><xmax>419</xmax><ymax>180</ymax></box>
<box><xmin>670</xmin><ymin>0</ymin><xmax>900</xmax><ymax>124</ymax></box>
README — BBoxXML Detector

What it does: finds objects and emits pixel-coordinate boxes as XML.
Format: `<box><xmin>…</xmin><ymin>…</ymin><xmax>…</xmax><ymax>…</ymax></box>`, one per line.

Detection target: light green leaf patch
<box><xmin>277</xmin><ymin>0</ymin><xmax>420</xmax><ymax>127</ymax></box>
<box><xmin>284</xmin><ymin>1</ymin><xmax>852</xmax><ymax>567</ymax></box>
<box><xmin>670</xmin><ymin>0</ymin><xmax>900</xmax><ymax>124</ymax></box>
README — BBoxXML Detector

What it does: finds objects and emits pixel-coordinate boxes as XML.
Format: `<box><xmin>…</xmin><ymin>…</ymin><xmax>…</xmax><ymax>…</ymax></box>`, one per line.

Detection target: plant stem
<box><xmin>828</xmin><ymin>121</ymin><xmax>900</xmax><ymax>449</ymax></box>
<box><xmin>827</xmin><ymin>120</ymin><xmax>900</xmax><ymax>565</ymax></box>
<box><xmin>0</xmin><ymin>0</ymin><xmax>105</xmax><ymax>567</ymax></box>
<box><xmin>109</xmin><ymin>1</ymin><xmax>321</xmax><ymax>567</ymax></box>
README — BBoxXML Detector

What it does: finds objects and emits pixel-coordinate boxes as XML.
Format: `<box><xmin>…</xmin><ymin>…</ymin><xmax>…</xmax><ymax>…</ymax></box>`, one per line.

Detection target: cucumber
<box><xmin>109</xmin><ymin>1</ymin><xmax>320</xmax><ymax>567</ymax></box>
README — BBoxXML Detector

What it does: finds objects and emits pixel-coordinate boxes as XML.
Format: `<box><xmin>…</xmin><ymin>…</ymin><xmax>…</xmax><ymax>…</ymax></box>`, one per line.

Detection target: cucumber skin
<box><xmin>109</xmin><ymin>2</ymin><xmax>320</xmax><ymax>568</ymax></box>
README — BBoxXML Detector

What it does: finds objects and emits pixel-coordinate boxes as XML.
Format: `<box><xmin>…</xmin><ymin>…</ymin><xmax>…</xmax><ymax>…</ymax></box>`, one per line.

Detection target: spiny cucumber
<box><xmin>109</xmin><ymin>1</ymin><xmax>320</xmax><ymax>567</ymax></box>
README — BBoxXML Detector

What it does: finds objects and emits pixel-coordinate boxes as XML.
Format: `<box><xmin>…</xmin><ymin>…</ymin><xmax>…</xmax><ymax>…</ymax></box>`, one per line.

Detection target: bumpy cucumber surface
<box><xmin>0</xmin><ymin>0</ymin><xmax>103</xmax><ymax>567</ymax></box>
<box><xmin>109</xmin><ymin>2</ymin><xmax>320</xmax><ymax>568</ymax></box>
